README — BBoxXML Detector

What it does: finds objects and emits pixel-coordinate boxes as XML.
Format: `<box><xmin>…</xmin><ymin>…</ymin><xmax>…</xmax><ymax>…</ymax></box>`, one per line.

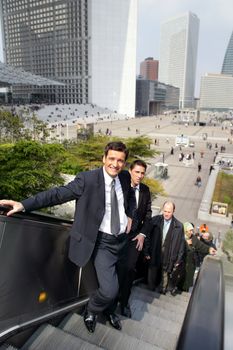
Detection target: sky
<box><xmin>137</xmin><ymin>0</ymin><xmax>233</xmax><ymax>97</ymax></box>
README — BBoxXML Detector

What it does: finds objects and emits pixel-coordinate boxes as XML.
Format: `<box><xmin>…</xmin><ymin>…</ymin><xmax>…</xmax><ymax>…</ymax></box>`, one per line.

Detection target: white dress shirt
<box><xmin>99</xmin><ymin>168</ymin><xmax>128</xmax><ymax>235</ymax></box>
<box><xmin>132</xmin><ymin>184</ymin><xmax>145</xmax><ymax>237</ymax></box>
<box><xmin>163</xmin><ymin>219</ymin><xmax>171</xmax><ymax>242</ymax></box>
<box><xmin>133</xmin><ymin>184</ymin><xmax>140</xmax><ymax>207</ymax></box>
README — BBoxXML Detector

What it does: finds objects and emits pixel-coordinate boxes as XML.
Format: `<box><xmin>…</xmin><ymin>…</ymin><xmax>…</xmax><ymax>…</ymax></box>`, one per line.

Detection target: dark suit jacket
<box><xmin>144</xmin><ymin>214</ymin><xmax>185</xmax><ymax>272</ymax></box>
<box><xmin>22</xmin><ymin>168</ymin><xmax>134</xmax><ymax>267</ymax></box>
<box><xmin>129</xmin><ymin>183</ymin><xmax>152</xmax><ymax>238</ymax></box>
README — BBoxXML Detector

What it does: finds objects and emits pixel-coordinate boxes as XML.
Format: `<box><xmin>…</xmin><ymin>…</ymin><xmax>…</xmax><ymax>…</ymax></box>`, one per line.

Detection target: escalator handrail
<box><xmin>0</xmin><ymin>297</ymin><xmax>89</xmax><ymax>343</ymax></box>
<box><xmin>176</xmin><ymin>256</ymin><xmax>224</xmax><ymax>350</ymax></box>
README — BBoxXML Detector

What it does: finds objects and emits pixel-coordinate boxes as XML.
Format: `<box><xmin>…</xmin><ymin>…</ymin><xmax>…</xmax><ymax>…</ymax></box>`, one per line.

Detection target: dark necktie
<box><xmin>111</xmin><ymin>179</ymin><xmax>120</xmax><ymax>235</ymax></box>
<box><xmin>131</xmin><ymin>187</ymin><xmax>139</xmax><ymax>232</ymax></box>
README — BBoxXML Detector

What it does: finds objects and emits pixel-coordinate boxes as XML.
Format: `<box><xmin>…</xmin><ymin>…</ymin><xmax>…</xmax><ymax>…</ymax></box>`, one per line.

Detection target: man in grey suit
<box><xmin>0</xmin><ymin>141</ymin><xmax>134</xmax><ymax>333</ymax></box>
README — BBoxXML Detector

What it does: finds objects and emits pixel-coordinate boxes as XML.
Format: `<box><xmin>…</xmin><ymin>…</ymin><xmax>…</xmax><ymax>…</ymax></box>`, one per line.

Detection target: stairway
<box><xmin>1</xmin><ymin>285</ymin><xmax>190</xmax><ymax>350</ymax></box>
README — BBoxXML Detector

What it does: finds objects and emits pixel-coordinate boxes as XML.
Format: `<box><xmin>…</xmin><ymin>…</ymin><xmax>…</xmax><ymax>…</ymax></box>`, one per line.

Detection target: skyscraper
<box><xmin>200</xmin><ymin>73</ymin><xmax>233</xmax><ymax>110</ymax></box>
<box><xmin>0</xmin><ymin>0</ymin><xmax>137</xmax><ymax>116</ymax></box>
<box><xmin>140</xmin><ymin>57</ymin><xmax>159</xmax><ymax>81</ymax></box>
<box><xmin>222</xmin><ymin>31</ymin><xmax>233</xmax><ymax>76</ymax></box>
<box><xmin>159</xmin><ymin>12</ymin><xmax>199</xmax><ymax>109</ymax></box>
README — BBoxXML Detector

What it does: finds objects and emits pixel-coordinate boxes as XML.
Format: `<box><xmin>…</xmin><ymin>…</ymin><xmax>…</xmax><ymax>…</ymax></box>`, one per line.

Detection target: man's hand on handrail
<box><xmin>0</xmin><ymin>200</ymin><xmax>24</xmax><ymax>216</ymax></box>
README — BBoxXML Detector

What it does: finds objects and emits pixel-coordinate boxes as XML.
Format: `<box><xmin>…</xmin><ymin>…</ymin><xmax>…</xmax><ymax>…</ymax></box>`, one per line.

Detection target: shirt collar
<box><xmin>131</xmin><ymin>184</ymin><xmax>140</xmax><ymax>191</ymax></box>
<box><xmin>103</xmin><ymin>167</ymin><xmax>119</xmax><ymax>185</ymax></box>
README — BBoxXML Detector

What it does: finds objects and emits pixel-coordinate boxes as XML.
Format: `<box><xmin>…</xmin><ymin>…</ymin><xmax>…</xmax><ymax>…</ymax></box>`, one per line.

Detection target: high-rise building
<box><xmin>140</xmin><ymin>57</ymin><xmax>159</xmax><ymax>80</ymax></box>
<box><xmin>222</xmin><ymin>31</ymin><xmax>233</xmax><ymax>76</ymax></box>
<box><xmin>0</xmin><ymin>0</ymin><xmax>137</xmax><ymax>116</ymax></box>
<box><xmin>136</xmin><ymin>77</ymin><xmax>179</xmax><ymax>116</ymax></box>
<box><xmin>159</xmin><ymin>12</ymin><xmax>199</xmax><ymax>109</ymax></box>
<box><xmin>199</xmin><ymin>73</ymin><xmax>233</xmax><ymax>110</ymax></box>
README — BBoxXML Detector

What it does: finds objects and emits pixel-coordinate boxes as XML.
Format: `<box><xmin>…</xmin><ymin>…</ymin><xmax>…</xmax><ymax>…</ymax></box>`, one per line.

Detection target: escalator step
<box><xmin>130</xmin><ymin>308</ymin><xmax>181</xmax><ymax>335</ymax></box>
<box><xmin>136</xmin><ymin>284</ymin><xmax>190</xmax><ymax>300</ymax></box>
<box><xmin>132</xmin><ymin>286</ymin><xmax>190</xmax><ymax>307</ymax></box>
<box><xmin>119</xmin><ymin>317</ymin><xmax>177</xmax><ymax>350</ymax></box>
<box><xmin>130</xmin><ymin>294</ymin><xmax>187</xmax><ymax>315</ymax></box>
<box><xmin>60</xmin><ymin>313</ymin><xmax>161</xmax><ymax>350</ymax></box>
<box><xmin>21</xmin><ymin>324</ymin><xmax>103</xmax><ymax>350</ymax></box>
<box><xmin>130</xmin><ymin>298</ymin><xmax>185</xmax><ymax>323</ymax></box>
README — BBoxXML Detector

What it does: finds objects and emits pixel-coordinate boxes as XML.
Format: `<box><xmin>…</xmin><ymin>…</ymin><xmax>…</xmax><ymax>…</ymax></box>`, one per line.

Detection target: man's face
<box><xmin>103</xmin><ymin>150</ymin><xmax>126</xmax><ymax>178</ymax></box>
<box><xmin>130</xmin><ymin>165</ymin><xmax>146</xmax><ymax>186</ymax></box>
<box><xmin>162</xmin><ymin>203</ymin><xmax>174</xmax><ymax>221</ymax></box>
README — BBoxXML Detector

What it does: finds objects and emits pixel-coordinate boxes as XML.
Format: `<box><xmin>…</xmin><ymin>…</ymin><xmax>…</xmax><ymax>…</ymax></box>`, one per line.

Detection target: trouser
<box><xmin>120</xmin><ymin>238</ymin><xmax>140</xmax><ymax>308</ymax></box>
<box><xmin>87</xmin><ymin>231</ymin><xmax>128</xmax><ymax>315</ymax></box>
<box><xmin>147</xmin><ymin>266</ymin><xmax>161</xmax><ymax>291</ymax></box>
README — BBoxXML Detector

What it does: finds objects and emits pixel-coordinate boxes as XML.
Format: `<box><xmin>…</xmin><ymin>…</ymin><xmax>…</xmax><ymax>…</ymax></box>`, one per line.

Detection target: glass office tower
<box><xmin>159</xmin><ymin>12</ymin><xmax>199</xmax><ymax>109</ymax></box>
<box><xmin>222</xmin><ymin>31</ymin><xmax>233</xmax><ymax>76</ymax></box>
<box><xmin>0</xmin><ymin>0</ymin><xmax>137</xmax><ymax>116</ymax></box>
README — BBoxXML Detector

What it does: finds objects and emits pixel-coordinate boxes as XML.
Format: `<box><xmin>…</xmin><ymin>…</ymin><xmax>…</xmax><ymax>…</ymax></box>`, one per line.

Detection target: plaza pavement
<box><xmin>94</xmin><ymin>115</ymin><xmax>233</xmax><ymax>240</ymax></box>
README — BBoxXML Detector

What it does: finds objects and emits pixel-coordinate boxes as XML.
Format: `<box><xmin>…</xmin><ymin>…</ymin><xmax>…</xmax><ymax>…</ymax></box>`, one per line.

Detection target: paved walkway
<box><xmin>95</xmin><ymin>115</ymin><xmax>233</xmax><ymax>239</ymax></box>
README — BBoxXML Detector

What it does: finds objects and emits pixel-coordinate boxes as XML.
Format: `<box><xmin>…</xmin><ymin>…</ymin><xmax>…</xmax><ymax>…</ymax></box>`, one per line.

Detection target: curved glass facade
<box><xmin>222</xmin><ymin>32</ymin><xmax>233</xmax><ymax>75</ymax></box>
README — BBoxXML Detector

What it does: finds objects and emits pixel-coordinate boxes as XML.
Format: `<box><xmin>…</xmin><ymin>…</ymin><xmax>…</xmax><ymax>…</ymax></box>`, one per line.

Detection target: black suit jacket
<box><xmin>129</xmin><ymin>183</ymin><xmax>152</xmax><ymax>238</ymax></box>
<box><xmin>144</xmin><ymin>214</ymin><xmax>185</xmax><ymax>272</ymax></box>
<box><xmin>22</xmin><ymin>168</ymin><xmax>134</xmax><ymax>267</ymax></box>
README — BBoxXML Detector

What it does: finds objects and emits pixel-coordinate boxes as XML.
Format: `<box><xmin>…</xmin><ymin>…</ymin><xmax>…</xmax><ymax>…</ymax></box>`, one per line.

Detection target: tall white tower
<box><xmin>89</xmin><ymin>0</ymin><xmax>137</xmax><ymax>116</ymax></box>
<box><xmin>0</xmin><ymin>0</ymin><xmax>137</xmax><ymax>116</ymax></box>
<box><xmin>159</xmin><ymin>12</ymin><xmax>199</xmax><ymax>109</ymax></box>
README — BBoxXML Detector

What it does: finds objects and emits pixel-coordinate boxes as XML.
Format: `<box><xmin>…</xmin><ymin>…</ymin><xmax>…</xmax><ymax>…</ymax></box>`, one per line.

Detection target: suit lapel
<box><xmin>138</xmin><ymin>185</ymin><xmax>143</xmax><ymax>209</ymax></box>
<box><xmin>97</xmin><ymin>167</ymin><xmax>105</xmax><ymax>205</ymax></box>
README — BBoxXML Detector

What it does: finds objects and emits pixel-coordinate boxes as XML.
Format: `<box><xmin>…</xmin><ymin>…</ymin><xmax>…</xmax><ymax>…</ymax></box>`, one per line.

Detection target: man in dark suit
<box><xmin>119</xmin><ymin>159</ymin><xmax>152</xmax><ymax>317</ymax></box>
<box><xmin>0</xmin><ymin>141</ymin><xmax>134</xmax><ymax>333</ymax></box>
<box><xmin>144</xmin><ymin>201</ymin><xmax>185</xmax><ymax>295</ymax></box>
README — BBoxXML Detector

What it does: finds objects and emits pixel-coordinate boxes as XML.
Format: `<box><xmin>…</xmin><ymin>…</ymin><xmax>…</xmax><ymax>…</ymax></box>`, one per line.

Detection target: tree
<box><xmin>0</xmin><ymin>141</ymin><xmax>66</xmax><ymax>200</ymax></box>
<box><xmin>61</xmin><ymin>135</ymin><xmax>110</xmax><ymax>173</ymax></box>
<box><xmin>0</xmin><ymin>110</ymin><xmax>25</xmax><ymax>142</ymax></box>
<box><xmin>142</xmin><ymin>177</ymin><xmax>166</xmax><ymax>199</ymax></box>
<box><xmin>27</xmin><ymin>114</ymin><xmax>49</xmax><ymax>142</ymax></box>
<box><xmin>61</xmin><ymin>135</ymin><xmax>158</xmax><ymax>173</ymax></box>
<box><xmin>125</xmin><ymin>136</ymin><xmax>157</xmax><ymax>161</ymax></box>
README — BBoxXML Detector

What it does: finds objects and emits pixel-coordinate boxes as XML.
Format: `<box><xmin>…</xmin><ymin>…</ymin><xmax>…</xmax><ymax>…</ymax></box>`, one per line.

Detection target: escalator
<box><xmin>0</xmin><ymin>208</ymin><xmax>225</xmax><ymax>349</ymax></box>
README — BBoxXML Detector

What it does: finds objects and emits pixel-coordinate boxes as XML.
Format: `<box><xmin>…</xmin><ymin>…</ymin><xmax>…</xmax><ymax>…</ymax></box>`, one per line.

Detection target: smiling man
<box><xmin>0</xmin><ymin>141</ymin><xmax>134</xmax><ymax>333</ymax></box>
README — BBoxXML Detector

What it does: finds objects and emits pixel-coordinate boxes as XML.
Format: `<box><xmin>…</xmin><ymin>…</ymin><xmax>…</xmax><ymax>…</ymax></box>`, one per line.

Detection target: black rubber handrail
<box><xmin>0</xmin><ymin>205</ymin><xmax>73</xmax><ymax>224</ymax></box>
<box><xmin>0</xmin><ymin>297</ymin><xmax>89</xmax><ymax>343</ymax></box>
<box><xmin>176</xmin><ymin>256</ymin><xmax>224</xmax><ymax>350</ymax></box>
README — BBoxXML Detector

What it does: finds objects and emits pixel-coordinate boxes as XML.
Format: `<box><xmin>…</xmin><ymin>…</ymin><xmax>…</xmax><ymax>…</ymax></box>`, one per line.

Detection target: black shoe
<box><xmin>106</xmin><ymin>313</ymin><xmax>122</xmax><ymax>330</ymax></box>
<box><xmin>159</xmin><ymin>287</ymin><xmax>167</xmax><ymax>295</ymax></box>
<box><xmin>170</xmin><ymin>287</ymin><xmax>178</xmax><ymax>296</ymax></box>
<box><xmin>83</xmin><ymin>310</ymin><xmax>97</xmax><ymax>333</ymax></box>
<box><xmin>120</xmin><ymin>305</ymin><xmax>132</xmax><ymax>318</ymax></box>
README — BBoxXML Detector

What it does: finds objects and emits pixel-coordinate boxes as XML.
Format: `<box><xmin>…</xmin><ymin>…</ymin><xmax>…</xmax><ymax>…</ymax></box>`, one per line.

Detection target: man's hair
<box><xmin>130</xmin><ymin>159</ymin><xmax>147</xmax><ymax>171</ymax></box>
<box><xmin>104</xmin><ymin>141</ymin><xmax>129</xmax><ymax>160</ymax></box>
<box><xmin>163</xmin><ymin>201</ymin><xmax>175</xmax><ymax>211</ymax></box>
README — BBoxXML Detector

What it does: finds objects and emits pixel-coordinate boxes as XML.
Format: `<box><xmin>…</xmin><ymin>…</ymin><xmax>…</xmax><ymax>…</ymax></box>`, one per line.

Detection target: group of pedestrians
<box><xmin>0</xmin><ymin>140</ymin><xmax>217</xmax><ymax>335</ymax></box>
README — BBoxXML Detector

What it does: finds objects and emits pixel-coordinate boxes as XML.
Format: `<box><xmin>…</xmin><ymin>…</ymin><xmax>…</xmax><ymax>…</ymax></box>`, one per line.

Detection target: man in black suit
<box><xmin>144</xmin><ymin>201</ymin><xmax>185</xmax><ymax>295</ymax></box>
<box><xmin>0</xmin><ymin>141</ymin><xmax>134</xmax><ymax>333</ymax></box>
<box><xmin>119</xmin><ymin>159</ymin><xmax>152</xmax><ymax>317</ymax></box>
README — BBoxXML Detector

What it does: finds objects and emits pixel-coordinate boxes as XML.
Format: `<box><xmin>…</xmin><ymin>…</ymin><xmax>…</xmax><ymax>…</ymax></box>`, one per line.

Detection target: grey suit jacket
<box><xmin>22</xmin><ymin>168</ymin><xmax>134</xmax><ymax>267</ymax></box>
